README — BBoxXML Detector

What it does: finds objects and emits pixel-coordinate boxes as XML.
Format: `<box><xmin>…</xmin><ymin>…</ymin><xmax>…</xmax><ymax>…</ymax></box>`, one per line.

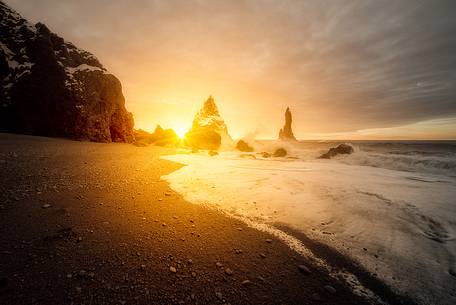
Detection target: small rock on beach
<box><xmin>298</xmin><ymin>265</ymin><xmax>311</xmax><ymax>275</ymax></box>
<box><xmin>324</xmin><ymin>285</ymin><xmax>336</xmax><ymax>294</ymax></box>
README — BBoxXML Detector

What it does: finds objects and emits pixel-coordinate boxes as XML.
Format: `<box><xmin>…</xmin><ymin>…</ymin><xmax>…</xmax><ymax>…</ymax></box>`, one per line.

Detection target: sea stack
<box><xmin>184</xmin><ymin>96</ymin><xmax>232</xmax><ymax>150</ymax></box>
<box><xmin>278</xmin><ymin>107</ymin><xmax>297</xmax><ymax>140</ymax></box>
<box><xmin>0</xmin><ymin>1</ymin><xmax>134</xmax><ymax>142</ymax></box>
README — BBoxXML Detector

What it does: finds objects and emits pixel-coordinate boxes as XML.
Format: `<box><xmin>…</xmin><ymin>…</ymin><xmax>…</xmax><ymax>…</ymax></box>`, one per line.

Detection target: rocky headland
<box><xmin>134</xmin><ymin>125</ymin><xmax>179</xmax><ymax>147</ymax></box>
<box><xmin>0</xmin><ymin>1</ymin><xmax>134</xmax><ymax>142</ymax></box>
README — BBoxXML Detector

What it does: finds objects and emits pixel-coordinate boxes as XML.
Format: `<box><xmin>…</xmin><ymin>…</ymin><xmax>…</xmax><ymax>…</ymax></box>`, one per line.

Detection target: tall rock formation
<box><xmin>0</xmin><ymin>1</ymin><xmax>134</xmax><ymax>142</ymax></box>
<box><xmin>278</xmin><ymin>107</ymin><xmax>296</xmax><ymax>141</ymax></box>
<box><xmin>184</xmin><ymin>96</ymin><xmax>232</xmax><ymax>150</ymax></box>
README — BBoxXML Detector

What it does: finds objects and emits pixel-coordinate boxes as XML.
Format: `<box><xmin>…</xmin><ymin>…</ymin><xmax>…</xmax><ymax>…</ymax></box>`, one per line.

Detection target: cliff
<box><xmin>0</xmin><ymin>1</ymin><xmax>134</xmax><ymax>142</ymax></box>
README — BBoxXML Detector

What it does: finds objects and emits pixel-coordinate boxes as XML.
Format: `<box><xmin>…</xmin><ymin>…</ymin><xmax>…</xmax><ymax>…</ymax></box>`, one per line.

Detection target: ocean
<box><xmin>162</xmin><ymin>140</ymin><xmax>456</xmax><ymax>305</ymax></box>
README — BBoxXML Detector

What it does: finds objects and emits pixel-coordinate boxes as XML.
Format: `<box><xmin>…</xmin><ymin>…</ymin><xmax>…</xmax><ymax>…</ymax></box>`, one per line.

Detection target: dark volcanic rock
<box><xmin>0</xmin><ymin>275</ymin><xmax>7</xmax><ymax>288</ymax></box>
<box><xmin>185</xmin><ymin>129</ymin><xmax>221</xmax><ymax>151</ymax></box>
<box><xmin>150</xmin><ymin>125</ymin><xmax>179</xmax><ymax>146</ymax></box>
<box><xmin>134</xmin><ymin>125</ymin><xmax>179</xmax><ymax>147</ymax></box>
<box><xmin>273</xmin><ymin>148</ymin><xmax>287</xmax><ymax>157</ymax></box>
<box><xmin>278</xmin><ymin>107</ymin><xmax>296</xmax><ymax>141</ymax></box>
<box><xmin>298</xmin><ymin>265</ymin><xmax>311</xmax><ymax>275</ymax></box>
<box><xmin>0</xmin><ymin>2</ymin><xmax>134</xmax><ymax>142</ymax></box>
<box><xmin>236</xmin><ymin>140</ymin><xmax>254</xmax><ymax>152</ymax></box>
<box><xmin>240</xmin><ymin>154</ymin><xmax>256</xmax><ymax>159</ymax></box>
<box><xmin>261</xmin><ymin>152</ymin><xmax>271</xmax><ymax>158</ymax></box>
<box><xmin>184</xmin><ymin>96</ymin><xmax>232</xmax><ymax>150</ymax></box>
<box><xmin>319</xmin><ymin>144</ymin><xmax>354</xmax><ymax>159</ymax></box>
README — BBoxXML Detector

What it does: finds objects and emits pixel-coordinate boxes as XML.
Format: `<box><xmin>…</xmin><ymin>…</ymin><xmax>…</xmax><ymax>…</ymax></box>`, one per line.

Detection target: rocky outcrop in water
<box><xmin>184</xmin><ymin>96</ymin><xmax>232</xmax><ymax>150</ymax></box>
<box><xmin>273</xmin><ymin>148</ymin><xmax>287</xmax><ymax>157</ymax></box>
<box><xmin>236</xmin><ymin>140</ymin><xmax>254</xmax><ymax>152</ymax></box>
<box><xmin>0</xmin><ymin>1</ymin><xmax>134</xmax><ymax>142</ymax></box>
<box><xmin>319</xmin><ymin>144</ymin><xmax>354</xmax><ymax>159</ymax></box>
<box><xmin>278</xmin><ymin>107</ymin><xmax>296</xmax><ymax>141</ymax></box>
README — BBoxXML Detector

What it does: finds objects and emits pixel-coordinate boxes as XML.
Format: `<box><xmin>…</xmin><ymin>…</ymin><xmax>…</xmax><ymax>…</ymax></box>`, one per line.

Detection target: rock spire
<box><xmin>278</xmin><ymin>107</ymin><xmax>296</xmax><ymax>140</ymax></box>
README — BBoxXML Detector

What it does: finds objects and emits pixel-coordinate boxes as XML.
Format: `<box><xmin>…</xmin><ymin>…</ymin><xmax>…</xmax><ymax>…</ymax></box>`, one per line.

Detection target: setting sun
<box><xmin>170</xmin><ymin>123</ymin><xmax>189</xmax><ymax>139</ymax></box>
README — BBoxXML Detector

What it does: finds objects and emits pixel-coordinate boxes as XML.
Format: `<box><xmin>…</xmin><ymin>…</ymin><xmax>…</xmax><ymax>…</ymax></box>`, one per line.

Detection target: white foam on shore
<box><xmin>211</xmin><ymin>207</ymin><xmax>384</xmax><ymax>304</ymax></box>
<box><xmin>161</xmin><ymin>151</ymin><xmax>456</xmax><ymax>305</ymax></box>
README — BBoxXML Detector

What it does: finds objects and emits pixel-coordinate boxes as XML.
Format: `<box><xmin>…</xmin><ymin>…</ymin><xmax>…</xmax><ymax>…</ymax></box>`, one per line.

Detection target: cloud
<box><xmin>6</xmin><ymin>0</ymin><xmax>456</xmax><ymax>137</ymax></box>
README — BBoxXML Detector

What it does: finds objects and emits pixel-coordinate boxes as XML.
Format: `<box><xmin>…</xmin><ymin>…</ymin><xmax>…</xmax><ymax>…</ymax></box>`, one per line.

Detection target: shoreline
<box><xmin>162</xmin><ymin>149</ymin><xmax>456</xmax><ymax>305</ymax></box>
<box><xmin>275</xmin><ymin>224</ymin><xmax>418</xmax><ymax>305</ymax></box>
<box><xmin>0</xmin><ymin>133</ymin><xmax>412</xmax><ymax>304</ymax></box>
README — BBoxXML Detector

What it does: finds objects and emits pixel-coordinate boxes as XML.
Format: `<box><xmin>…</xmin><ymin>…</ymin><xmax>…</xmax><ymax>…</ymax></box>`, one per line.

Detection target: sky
<box><xmin>6</xmin><ymin>0</ymin><xmax>456</xmax><ymax>139</ymax></box>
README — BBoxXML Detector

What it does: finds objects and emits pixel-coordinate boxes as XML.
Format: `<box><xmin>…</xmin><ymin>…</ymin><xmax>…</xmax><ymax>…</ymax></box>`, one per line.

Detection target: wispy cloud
<box><xmin>6</xmin><ymin>0</ymin><xmax>456</xmax><ymax>138</ymax></box>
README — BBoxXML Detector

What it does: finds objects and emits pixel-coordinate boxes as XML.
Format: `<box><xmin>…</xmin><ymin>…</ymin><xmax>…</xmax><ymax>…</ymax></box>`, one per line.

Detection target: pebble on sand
<box><xmin>225</xmin><ymin>268</ymin><xmax>233</xmax><ymax>275</ymax></box>
<box><xmin>311</xmin><ymin>292</ymin><xmax>321</xmax><ymax>301</ymax></box>
<box><xmin>324</xmin><ymin>285</ymin><xmax>336</xmax><ymax>294</ymax></box>
<box><xmin>265</xmin><ymin>239</ymin><xmax>272</xmax><ymax>243</ymax></box>
<box><xmin>298</xmin><ymin>265</ymin><xmax>311</xmax><ymax>275</ymax></box>
<box><xmin>215</xmin><ymin>292</ymin><xmax>223</xmax><ymax>300</ymax></box>
<box><xmin>169</xmin><ymin>266</ymin><xmax>177</xmax><ymax>273</ymax></box>
<box><xmin>42</xmin><ymin>204</ymin><xmax>51</xmax><ymax>209</ymax></box>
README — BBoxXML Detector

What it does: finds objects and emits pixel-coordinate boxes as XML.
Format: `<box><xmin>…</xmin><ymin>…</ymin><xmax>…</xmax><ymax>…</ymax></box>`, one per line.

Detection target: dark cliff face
<box><xmin>0</xmin><ymin>1</ymin><xmax>134</xmax><ymax>142</ymax></box>
<box><xmin>278</xmin><ymin>107</ymin><xmax>296</xmax><ymax>140</ymax></box>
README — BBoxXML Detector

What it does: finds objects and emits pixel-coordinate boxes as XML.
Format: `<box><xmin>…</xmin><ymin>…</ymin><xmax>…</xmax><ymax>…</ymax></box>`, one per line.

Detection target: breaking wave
<box><xmin>281</xmin><ymin>140</ymin><xmax>456</xmax><ymax>177</ymax></box>
<box><xmin>341</xmin><ymin>150</ymin><xmax>456</xmax><ymax>177</ymax></box>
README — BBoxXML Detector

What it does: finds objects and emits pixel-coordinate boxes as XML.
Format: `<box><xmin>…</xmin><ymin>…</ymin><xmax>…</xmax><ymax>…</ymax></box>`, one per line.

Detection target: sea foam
<box><xmin>162</xmin><ymin>141</ymin><xmax>456</xmax><ymax>305</ymax></box>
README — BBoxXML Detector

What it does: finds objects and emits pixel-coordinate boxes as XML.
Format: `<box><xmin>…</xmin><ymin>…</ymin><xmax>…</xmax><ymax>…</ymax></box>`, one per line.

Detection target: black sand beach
<box><xmin>0</xmin><ymin>133</ymin><xmax>412</xmax><ymax>305</ymax></box>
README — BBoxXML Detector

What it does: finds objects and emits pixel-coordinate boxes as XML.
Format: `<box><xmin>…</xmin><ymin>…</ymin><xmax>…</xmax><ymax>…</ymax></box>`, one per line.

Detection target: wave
<box><xmin>272</xmin><ymin>140</ymin><xmax>456</xmax><ymax>177</ymax></box>
<box><xmin>162</xmin><ymin>150</ymin><xmax>456</xmax><ymax>305</ymax></box>
<box><xmin>341</xmin><ymin>148</ymin><xmax>456</xmax><ymax>177</ymax></box>
<box><xmin>230</xmin><ymin>140</ymin><xmax>456</xmax><ymax>176</ymax></box>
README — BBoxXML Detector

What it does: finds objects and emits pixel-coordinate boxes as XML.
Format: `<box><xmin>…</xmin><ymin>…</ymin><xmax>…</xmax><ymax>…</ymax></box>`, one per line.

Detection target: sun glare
<box><xmin>172</xmin><ymin>123</ymin><xmax>188</xmax><ymax>139</ymax></box>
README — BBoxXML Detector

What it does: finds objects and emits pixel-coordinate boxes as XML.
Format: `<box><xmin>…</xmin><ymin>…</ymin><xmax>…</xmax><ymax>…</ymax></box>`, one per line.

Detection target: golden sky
<box><xmin>7</xmin><ymin>0</ymin><xmax>456</xmax><ymax>139</ymax></box>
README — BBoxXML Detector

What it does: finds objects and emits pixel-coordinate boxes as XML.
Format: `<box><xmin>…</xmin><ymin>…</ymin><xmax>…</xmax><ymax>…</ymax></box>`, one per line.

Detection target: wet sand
<box><xmin>0</xmin><ymin>133</ymin><xmax>409</xmax><ymax>305</ymax></box>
